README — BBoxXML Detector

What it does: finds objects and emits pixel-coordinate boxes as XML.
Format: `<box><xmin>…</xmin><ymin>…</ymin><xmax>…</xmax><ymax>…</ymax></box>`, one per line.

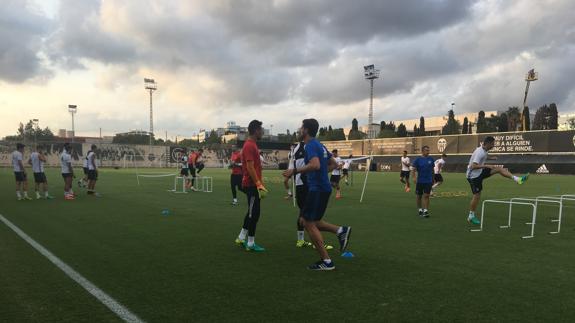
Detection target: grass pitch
<box><xmin>1</xmin><ymin>167</ymin><xmax>575</xmax><ymax>322</ymax></box>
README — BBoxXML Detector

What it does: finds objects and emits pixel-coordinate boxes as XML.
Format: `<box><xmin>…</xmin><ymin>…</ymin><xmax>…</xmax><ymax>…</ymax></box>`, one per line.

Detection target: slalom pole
<box><xmin>360</xmin><ymin>155</ymin><xmax>372</xmax><ymax>203</ymax></box>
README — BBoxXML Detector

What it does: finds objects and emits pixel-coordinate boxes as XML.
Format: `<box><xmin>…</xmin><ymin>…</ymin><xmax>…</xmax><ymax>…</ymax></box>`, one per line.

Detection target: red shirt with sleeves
<box><xmin>241</xmin><ymin>140</ymin><xmax>261</xmax><ymax>187</ymax></box>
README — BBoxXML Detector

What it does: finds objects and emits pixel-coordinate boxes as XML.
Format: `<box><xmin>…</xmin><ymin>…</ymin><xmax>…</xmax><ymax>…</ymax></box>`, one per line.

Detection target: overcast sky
<box><xmin>1</xmin><ymin>0</ymin><xmax>574</xmax><ymax>139</ymax></box>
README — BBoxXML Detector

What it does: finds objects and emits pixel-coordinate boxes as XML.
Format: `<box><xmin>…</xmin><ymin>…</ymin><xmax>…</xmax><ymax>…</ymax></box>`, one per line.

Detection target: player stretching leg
<box><xmin>235</xmin><ymin>120</ymin><xmax>268</xmax><ymax>252</ymax></box>
<box><xmin>12</xmin><ymin>143</ymin><xmax>31</xmax><ymax>200</ymax></box>
<box><xmin>30</xmin><ymin>148</ymin><xmax>54</xmax><ymax>199</ymax></box>
<box><xmin>60</xmin><ymin>143</ymin><xmax>75</xmax><ymax>200</ymax></box>
<box><xmin>467</xmin><ymin>136</ymin><xmax>529</xmax><ymax>225</ymax></box>
<box><xmin>431</xmin><ymin>153</ymin><xmax>446</xmax><ymax>196</ymax></box>
<box><xmin>284</xmin><ymin>119</ymin><xmax>351</xmax><ymax>270</ymax></box>
<box><xmin>400</xmin><ymin>150</ymin><xmax>411</xmax><ymax>192</ymax></box>
<box><xmin>411</xmin><ymin>146</ymin><xmax>434</xmax><ymax>218</ymax></box>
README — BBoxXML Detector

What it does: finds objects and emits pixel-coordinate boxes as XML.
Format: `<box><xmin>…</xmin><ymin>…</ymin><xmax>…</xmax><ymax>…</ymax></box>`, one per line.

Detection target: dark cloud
<box><xmin>0</xmin><ymin>0</ymin><xmax>52</xmax><ymax>82</ymax></box>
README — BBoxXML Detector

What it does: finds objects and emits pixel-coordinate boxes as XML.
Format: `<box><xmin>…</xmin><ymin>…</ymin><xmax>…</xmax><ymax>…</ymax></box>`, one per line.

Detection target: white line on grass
<box><xmin>0</xmin><ymin>214</ymin><xmax>145</xmax><ymax>323</ymax></box>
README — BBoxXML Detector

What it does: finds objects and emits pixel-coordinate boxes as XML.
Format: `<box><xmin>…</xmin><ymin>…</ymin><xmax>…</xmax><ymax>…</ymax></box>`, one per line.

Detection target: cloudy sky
<box><xmin>1</xmin><ymin>0</ymin><xmax>574</xmax><ymax>139</ymax></box>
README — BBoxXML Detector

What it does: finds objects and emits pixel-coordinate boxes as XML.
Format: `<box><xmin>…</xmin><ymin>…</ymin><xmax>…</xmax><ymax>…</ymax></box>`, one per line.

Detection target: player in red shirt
<box><xmin>230</xmin><ymin>149</ymin><xmax>243</xmax><ymax>205</ymax></box>
<box><xmin>188</xmin><ymin>149</ymin><xmax>204</xmax><ymax>191</ymax></box>
<box><xmin>234</xmin><ymin>120</ymin><xmax>268</xmax><ymax>252</ymax></box>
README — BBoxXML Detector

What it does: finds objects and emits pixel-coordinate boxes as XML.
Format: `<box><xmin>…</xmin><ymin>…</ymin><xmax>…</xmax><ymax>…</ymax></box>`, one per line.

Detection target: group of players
<box><xmin>402</xmin><ymin>137</ymin><xmax>529</xmax><ymax>224</ymax></box>
<box><xmin>226</xmin><ymin>121</ymin><xmax>531</xmax><ymax>270</ymax></box>
<box><xmin>10</xmin><ymin>120</ymin><xmax>530</xmax><ymax>271</ymax></box>
<box><xmin>11</xmin><ymin>142</ymin><xmax>100</xmax><ymax>201</ymax></box>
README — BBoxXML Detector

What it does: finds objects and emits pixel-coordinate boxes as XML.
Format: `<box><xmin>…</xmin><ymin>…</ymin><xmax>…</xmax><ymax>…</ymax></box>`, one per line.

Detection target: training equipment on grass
<box><xmin>471</xmin><ymin>194</ymin><xmax>575</xmax><ymax>239</ymax></box>
<box><xmin>136</xmin><ymin>172</ymin><xmax>177</xmax><ymax>186</ymax></box>
<box><xmin>168</xmin><ymin>175</ymin><xmax>213</xmax><ymax>193</ymax></box>
<box><xmin>341</xmin><ymin>251</ymin><xmax>354</xmax><ymax>258</ymax></box>
<box><xmin>359</xmin><ymin>155</ymin><xmax>372</xmax><ymax>203</ymax></box>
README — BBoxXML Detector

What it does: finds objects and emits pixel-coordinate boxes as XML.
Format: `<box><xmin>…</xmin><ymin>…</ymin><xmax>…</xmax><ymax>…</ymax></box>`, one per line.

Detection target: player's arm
<box><xmin>19</xmin><ymin>159</ymin><xmax>26</xmax><ymax>173</ymax></box>
<box><xmin>470</xmin><ymin>162</ymin><xmax>493</xmax><ymax>170</ymax></box>
<box><xmin>328</xmin><ymin>157</ymin><xmax>338</xmax><ymax>172</ymax></box>
<box><xmin>91</xmin><ymin>154</ymin><xmax>97</xmax><ymax>170</ymax></box>
<box><xmin>284</xmin><ymin>156</ymin><xmax>320</xmax><ymax>177</ymax></box>
<box><xmin>39</xmin><ymin>153</ymin><xmax>46</xmax><ymax>162</ymax></box>
<box><xmin>66</xmin><ymin>157</ymin><xmax>74</xmax><ymax>176</ymax></box>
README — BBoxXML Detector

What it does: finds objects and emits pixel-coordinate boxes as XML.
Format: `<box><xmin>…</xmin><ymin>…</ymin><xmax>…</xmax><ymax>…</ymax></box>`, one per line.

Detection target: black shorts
<box><xmin>231</xmin><ymin>174</ymin><xmax>242</xmax><ymax>186</ymax></box>
<box><xmin>400</xmin><ymin>170</ymin><xmax>410</xmax><ymax>179</ymax></box>
<box><xmin>87</xmin><ymin>169</ymin><xmax>98</xmax><ymax>181</ymax></box>
<box><xmin>342</xmin><ymin>169</ymin><xmax>349</xmax><ymax>175</ymax></box>
<box><xmin>180</xmin><ymin>168</ymin><xmax>189</xmax><ymax>176</ymax></box>
<box><xmin>415</xmin><ymin>183</ymin><xmax>432</xmax><ymax>195</ymax></box>
<box><xmin>62</xmin><ymin>173</ymin><xmax>73</xmax><ymax>179</ymax></box>
<box><xmin>83</xmin><ymin>167</ymin><xmax>89</xmax><ymax>175</ymax></box>
<box><xmin>434</xmin><ymin>174</ymin><xmax>444</xmax><ymax>183</ymax></box>
<box><xmin>34</xmin><ymin>172</ymin><xmax>47</xmax><ymax>183</ymax></box>
<box><xmin>296</xmin><ymin>185</ymin><xmax>308</xmax><ymax>211</ymax></box>
<box><xmin>330</xmin><ymin>175</ymin><xmax>341</xmax><ymax>184</ymax></box>
<box><xmin>189</xmin><ymin>166</ymin><xmax>197</xmax><ymax>177</ymax></box>
<box><xmin>302</xmin><ymin>190</ymin><xmax>331</xmax><ymax>221</ymax></box>
<box><xmin>14</xmin><ymin>172</ymin><xmax>27</xmax><ymax>182</ymax></box>
<box><xmin>467</xmin><ymin>168</ymin><xmax>492</xmax><ymax>194</ymax></box>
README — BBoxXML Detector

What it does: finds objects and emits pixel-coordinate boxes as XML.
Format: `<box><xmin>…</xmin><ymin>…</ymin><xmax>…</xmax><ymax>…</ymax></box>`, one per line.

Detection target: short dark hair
<box><xmin>16</xmin><ymin>143</ymin><xmax>25</xmax><ymax>150</ymax></box>
<box><xmin>484</xmin><ymin>136</ymin><xmax>495</xmax><ymax>144</ymax></box>
<box><xmin>442</xmin><ymin>153</ymin><xmax>447</xmax><ymax>157</ymax></box>
<box><xmin>91</xmin><ymin>144</ymin><xmax>97</xmax><ymax>150</ymax></box>
<box><xmin>422</xmin><ymin>145</ymin><xmax>430</xmax><ymax>150</ymax></box>
<box><xmin>302</xmin><ymin>118</ymin><xmax>319</xmax><ymax>137</ymax></box>
<box><xmin>332</xmin><ymin>149</ymin><xmax>338</xmax><ymax>153</ymax></box>
<box><xmin>403</xmin><ymin>150</ymin><xmax>407</xmax><ymax>154</ymax></box>
<box><xmin>63</xmin><ymin>143</ymin><xmax>71</xmax><ymax>150</ymax></box>
<box><xmin>248</xmin><ymin>120</ymin><xmax>263</xmax><ymax>135</ymax></box>
<box><xmin>198</xmin><ymin>148</ymin><xmax>204</xmax><ymax>153</ymax></box>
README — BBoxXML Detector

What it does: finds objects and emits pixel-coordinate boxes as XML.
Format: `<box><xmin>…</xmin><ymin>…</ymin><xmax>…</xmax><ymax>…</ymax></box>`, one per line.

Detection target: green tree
<box><xmin>462</xmin><ymin>117</ymin><xmax>469</xmax><ymax>134</ymax></box>
<box><xmin>549</xmin><ymin>103</ymin><xmax>558</xmax><ymax>129</ymax></box>
<box><xmin>413</xmin><ymin>125</ymin><xmax>419</xmax><ymax>136</ymax></box>
<box><xmin>476</xmin><ymin>111</ymin><xmax>488</xmax><ymax>133</ymax></box>
<box><xmin>348</xmin><ymin>118</ymin><xmax>366</xmax><ymax>140</ymax></box>
<box><xmin>506</xmin><ymin>107</ymin><xmax>521</xmax><ymax>131</ymax></box>
<box><xmin>441</xmin><ymin>109</ymin><xmax>461</xmax><ymax>135</ymax></box>
<box><xmin>113</xmin><ymin>132</ymin><xmax>154</xmax><ymax>145</ymax></box>
<box><xmin>567</xmin><ymin>117</ymin><xmax>575</xmax><ymax>130</ymax></box>
<box><xmin>351</xmin><ymin>118</ymin><xmax>359</xmax><ymax>131</ymax></box>
<box><xmin>498</xmin><ymin>113</ymin><xmax>509</xmax><ymax>132</ymax></box>
<box><xmin>205</xmin><ymin>130</ymin><xmax>222</xmax><ymax>144</ymax></box>
<box><xmin>418</xmin><ymin>116</ymin><xmax>425</xmax><ymax>136</ymax></box>
<box><xmin>396</xmin><ymin>123</ymin><xmax>408</xmax><ymax>137</ymax></box>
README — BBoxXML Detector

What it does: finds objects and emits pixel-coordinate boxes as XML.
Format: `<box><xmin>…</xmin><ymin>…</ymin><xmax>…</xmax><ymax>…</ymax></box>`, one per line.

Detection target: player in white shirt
<box><xmin>466</xmin><ymin>136</ymin><xmax>529</xmax><ymax>225</ymax></box>
<box><xmin>12</xmin><ymin>143</ymin><xmax>31</xmax><ymax>200</ymax></box>
<box><xmin>330</xmin><ymin>149</ymin><xmax>344</xmax><ymax>199</ymax></box>
<box><xmin>60</xmin><ymin>143</ymin><xmax>75</xmax><ymax>200</ymax></box>
<box><xmin>400</xmin><ymin>150</ymin><xmax>411</xmax><ymax>192</ymax></box>
<box><xmin>30</xmin><ymin>149</ymin><xmax>54</xmax><ymax>199</ymax></box>
<box><xmin>431</xmin><ymin>153</ymin><xmax>447</xmax><ymax>195</ymax></box>
<box><xmin>179</xmin><ymin>152</ymin><xmax>192</xmax><ymax>190</ymax></box>
<box><xmin>86</xmin><ymin>145</ymin><xmax>100</xmax><ymax>196</ymax></box>
<box><xmin>283</xmin><ymin>144</ymin><xmax>297</xmax><ymax>199</ymax></box>
<box><xmin>79</xmin><ymin>153</ymin><xmax>89</xmax><ymax>188</ymax></box>
<box><xmin>342</xmin><ymin>155</ymin><xmax>352</xmax><ymax>185</ymax></box>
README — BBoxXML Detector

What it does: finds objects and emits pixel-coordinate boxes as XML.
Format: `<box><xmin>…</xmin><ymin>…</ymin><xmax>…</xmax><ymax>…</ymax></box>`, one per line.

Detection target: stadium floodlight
<box><xmin>68</xmin><ymin>105</ymin><xmax>77</xmax><ymax>142</ymax></box>
<box><xmin>144</xmin><ymin>78</ymin><xmax>157</xmax><ymax>146</ymax></box>
<box><xmin>364</xmin><ymin>64</ymin><xmax>380</xmax><ymax>139</ymax></box>
<box><xmin>521</xmin><ymin>69</ymin><xmax>538</xmax><ymax>131</ymax></box>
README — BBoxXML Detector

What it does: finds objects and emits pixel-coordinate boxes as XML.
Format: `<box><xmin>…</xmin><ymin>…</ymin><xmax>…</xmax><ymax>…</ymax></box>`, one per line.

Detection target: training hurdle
<box><xmin>472</xmin><ymin>194</ymin><xmax>575</xmax><ymax>239</ymax></box>
<box><xmin>195</xmin><ymin>176</ymin><xmax>213</xmax><ymax>193</ymax></box>
<box><xmin>471</xmin><ymin>199</ymin><xmax>537</xmax><ymax>239</ymax></box>
<box><xmin>170</xmin><ymin>176</ymin><xmax>189</xmax><ymax>194</ymax></box>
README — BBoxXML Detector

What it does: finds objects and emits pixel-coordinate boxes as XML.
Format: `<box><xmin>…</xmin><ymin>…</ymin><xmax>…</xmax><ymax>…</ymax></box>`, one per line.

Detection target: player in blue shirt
<box><xmin>283</xmin><ymin>118</ymin><xmax>352</xmax><ymax>271</ymax></box>
<box><xmin>411</xmin><ymin>145</ymin><xmax>435</xmax><ymax>218</ymax></box>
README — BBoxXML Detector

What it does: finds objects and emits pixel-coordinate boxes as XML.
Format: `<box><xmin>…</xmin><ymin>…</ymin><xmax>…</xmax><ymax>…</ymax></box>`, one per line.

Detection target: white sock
<box><xmin>16</xmin><ymin>191</ymin><xmax>21</xmax><ymax>198</ymax></box>
<box><xmin>468</xmin><ymin>211</ymin><xmax>475</xmax><ymax>219</ymax></box>
<box><xmin>23</xmin><ymin>191</ymin><xmax>29</xmax><ymax>197</ymax></box>
<box><xmin>337</xmin><ymin>227</ymin><xmax>343</xmax><ymax>234</ymax></box>
<box><xmin>423</xmin><ymin>209</ymin><xmax>428</xmax><ymax>213</ymax></box>
<box><xmin>432</xmin><ymin>183</ymin><xmax>438</xmax><ymax>188</ymax></box>
<box><xmin>512</xmin><ymin>176</ymin><xmax>520</xmax><ymax>183</ymax></box>
<box><xmin>233</xmin><ymin>198</ymin><xmax>237</xmax><ymax>203</ymax></box>
<box><xmin>36</xmin><ymin>191</ymin><xmax>41</xmax><ymax>198</ymax></box>
<box><xmin>238</xmin><ymin>228</ymin><xmax>248</xmax><ymax>240</ymax></box>
<box><xmin>323</xmin><ymin>259</ymin><xmax>332</xmax><ymax>264</ymax></box>
<box><xmin>45</xmin><ymin>191</ymin><xmax>49</xmax><ymax>197</ymax></box>
<box><xmin>297</xmin><ymin>231</ymin><xmax>305</xmax><ymax>241</ymax></box>
<box><xmin>247</xmin><ymin>236</ymin><xmax>255</xmax><ymax>247</ymax></box>
<box><xmin>287</xmin><ymin>190</ymin><xmax>292</xmax><ymax>195</ymax></box>
<box><xmin>419</xmin><ymin>208</ymin><xmax>423</xmax><ymax>212</ymax></box>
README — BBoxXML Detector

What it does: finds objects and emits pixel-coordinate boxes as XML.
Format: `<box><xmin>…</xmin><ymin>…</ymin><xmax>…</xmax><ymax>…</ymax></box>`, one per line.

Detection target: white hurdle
<box><xmin>534</xmin><ymin>194</ymin><xmax>575</xmax><ymax>234</ymax></box>
<box><xmin>170</xmin><ymin>176</ymin><xmax>188</xmax><ymax>194</ymax></box>
<box><xmin>508</xmin><ymin>197</ymin><xmax>562</xmax><ymax>235</ymax></box>
<box><xmin>195</xmin><ymin>176</ymin><xmax>213</xmax><ymax>193</ymax></box>
<box><xmin>471</xmin><ymin>199</ymin><xmax>537</xmax><ymax>239</ymax></box>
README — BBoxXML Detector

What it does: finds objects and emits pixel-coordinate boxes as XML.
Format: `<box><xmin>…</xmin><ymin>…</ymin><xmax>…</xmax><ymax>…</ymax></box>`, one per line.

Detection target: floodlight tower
<box><xmin>144</xmin><ymin>78</ymin><xmax>157</xmax><ymax>145</ymax></box>
<box><xmin>68</xmin><ymin>105</ymin><xmax>77</xmax><ymax>142</ymax></box>
<box><xmin>521</xmin><ymin>69</ymin><xmax>538</xmax><ymax>131</ymax></box>
<box><xmin>364</xmin><ymin>64</ymin><xmax>380</xmax><ymax>139</ymax></box>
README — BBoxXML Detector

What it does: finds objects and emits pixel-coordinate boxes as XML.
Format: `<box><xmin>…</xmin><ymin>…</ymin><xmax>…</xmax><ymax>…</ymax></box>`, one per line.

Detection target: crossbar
<box><xmin>471</xmin><ymin>199</ymin><xmax>536</xmax><ymax>239</ymax></box>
